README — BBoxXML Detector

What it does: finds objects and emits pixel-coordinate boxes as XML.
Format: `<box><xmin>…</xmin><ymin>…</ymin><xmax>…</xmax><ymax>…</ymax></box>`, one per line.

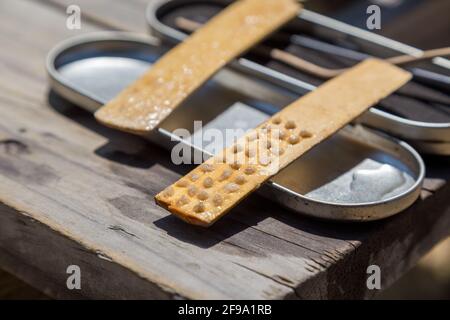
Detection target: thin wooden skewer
<box><xmin>270</xmin><ymin>48</ymin><xmax>345</xmax><ymax>78</ymax></box>
<box><xmin>175</xmin><ymin>17</ymin><xmax>450</xmax><ymax>79</ymax></box>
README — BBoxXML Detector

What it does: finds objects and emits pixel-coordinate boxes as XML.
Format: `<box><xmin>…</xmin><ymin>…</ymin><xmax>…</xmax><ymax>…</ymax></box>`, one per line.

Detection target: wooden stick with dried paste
<box><xmin>94</xmin><ymin>0</ymin><xmax>301</xmax><ymax>134</ymax></box>
<box><xmin>155</xmin><ymin>59</ymin><xmax>412</xmax><ymax>227</ymax></box>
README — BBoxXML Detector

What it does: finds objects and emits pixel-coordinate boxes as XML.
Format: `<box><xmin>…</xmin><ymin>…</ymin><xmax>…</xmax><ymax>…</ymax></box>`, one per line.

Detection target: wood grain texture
<box><xmin>0</xmin><ymin>0</ymin><xmax>449</xmax><ymax>299</ymax></box>
<box><xmin>0</xmin><ymin>269</ymin><xmax>47</xmax><ymax>300</ymax></box>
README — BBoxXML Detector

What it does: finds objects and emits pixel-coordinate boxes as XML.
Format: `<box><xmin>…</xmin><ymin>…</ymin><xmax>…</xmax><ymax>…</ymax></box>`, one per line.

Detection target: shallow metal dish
<box><xmin>46</xmin><ymin>32</ymin><xmax>425</xmax><ymax>221</ymax></box>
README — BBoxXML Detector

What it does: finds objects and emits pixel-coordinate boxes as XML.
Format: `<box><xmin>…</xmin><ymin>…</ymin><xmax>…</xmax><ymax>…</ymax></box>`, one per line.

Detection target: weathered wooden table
<box><xmin>0</xmin><ymin>0</ymin><xmax>449</xmax><ymax>299</ymax></box>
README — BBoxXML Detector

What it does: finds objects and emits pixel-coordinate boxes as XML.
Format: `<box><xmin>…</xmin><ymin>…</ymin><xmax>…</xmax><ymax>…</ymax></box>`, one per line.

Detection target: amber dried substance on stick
<box><xmin>95</xmin><ymin>0</ymin><xmax>301</xmax><ymax>134</ymax></box>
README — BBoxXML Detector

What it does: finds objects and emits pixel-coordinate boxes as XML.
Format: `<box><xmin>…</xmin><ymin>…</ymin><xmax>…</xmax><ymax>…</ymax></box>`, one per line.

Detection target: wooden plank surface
<box><xmin>0</xmin><ymin>269</ymin><xmax>47</xmax><ymax>300</ymax></box>
<box><xmin>0</xmin><ymin>0</ymin><xmax>449</xmax><ymax>299</ymax></box>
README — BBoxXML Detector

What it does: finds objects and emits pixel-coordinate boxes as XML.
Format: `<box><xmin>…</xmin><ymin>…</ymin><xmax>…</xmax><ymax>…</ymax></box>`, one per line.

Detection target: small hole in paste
<box><xmin>194</xmin><ymin>202</ymin><xmax>206</xmax><ymax>213</ymax></box>
<box><xmin>200</xmin><ymin>163</ymin><xmax>215</xmax><ymax>172</ymax></box>
<box><xmin>213</xmin><ymin>194</ymin><xmax>223</xmax><ymax>206</ymax></box>
<box><xmin>230</xmin><ymin>162</ymin><xmax>241</xmax><ymax>170</ymax></box>
<box><xmin>188</xmin><ymin>185</ymin><xmax>198</xmax><ymax>197</ymax></box>
<box><xmin>300</xmin><ymin>130</ymin><xmax>313</xmax><ymax>138</ymax></box>
<box><xmin>190</xmin><ymin>173</ymin><xmax>200</xmax><ymax>182</ymax></box>
<box><xmin>259</xmin><ymin>155</ymin><xmax>271</xmax><ymax>167</ymax></box>
<box><xmin>235</xmin><ymin>175</ymin><xmax>247</xmax><ymax>185</ymax></box>
<box><xmin>272</xmin><ymin>117</ymin><xmax>282</xmax><ymax>125</ymax></box>
<box><xmin>203</xmin><ymin>177</ymin><xmax>214</xmax><ymax>188</ymax></box>
<box><xmin>285</xmin><ymin>121</ymin><xmax>296</xmax><ymax>130</ymax></box>
<box><xmin>176</xmin><ymin>195</ymin><xmax>190</xmax><ymax>206</ymax></box>
<box><xmin>197</xmin><ymin>190</ymin><xmax>209</xmax><ymax>201</ymax></box>
<box><xmin>176</xmin><ymin>180</ymin><xmax>189</xmax><ymax>188</ymax></box>
<box><xmin>162</xmin><ymin>187</ymin><xmax>174</xmax><ymax>198</ymax></box>
<box><xmin>224</xmin><ymin>183</ymin><xmax>240</xmax><ymax>193</ymax></box>
<box><xmin>244</xmin><ymin>166</ymin><xmax>256</xmax><ymax>175</ymax></box>
<box><xmin>288</xmin><ymin>134</ymin><xmax>300</xmax><ymax>145</ymax></box>
<box><xmin>219</xmin><ymin>169</ymin><xmax>233</xmax><ymax>181</ymax></box>
<box><xmin>271</xmin><ymin>146</ymin><xmax>285</xmax><ymax>156</ymax></box>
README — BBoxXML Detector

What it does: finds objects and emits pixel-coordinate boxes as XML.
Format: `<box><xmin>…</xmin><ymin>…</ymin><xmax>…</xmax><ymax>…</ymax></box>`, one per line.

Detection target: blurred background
<box><xmin>0</xmin><ymin>0</ymin><xmax>448</xmax><ymax>299</ymax></box>
<box><xmin>305</xmin><ymin>0</ymin><xmax>450</xmax><ymax>50</ymax></box>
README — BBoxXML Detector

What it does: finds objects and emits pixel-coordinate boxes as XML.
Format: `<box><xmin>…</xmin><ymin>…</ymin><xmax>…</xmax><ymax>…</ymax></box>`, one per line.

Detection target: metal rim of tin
<box><xmin>45</xmin><ymin>31</ymin><xmax>426</xmax><ymax>222</ymax></box>
<box><xmin>46</xmin><ymin>31</ymin><xmax>161</xmax><ymax>112</ymax></box>
<box><xmin>267</xmin><ymin>130</ymin><xmax>425</xmax><ymax>221</ymax></box>
<box><xmin>145</xmin><ymin>0</ymin><xmax>450</xmax><ymax>150</ymax></box>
